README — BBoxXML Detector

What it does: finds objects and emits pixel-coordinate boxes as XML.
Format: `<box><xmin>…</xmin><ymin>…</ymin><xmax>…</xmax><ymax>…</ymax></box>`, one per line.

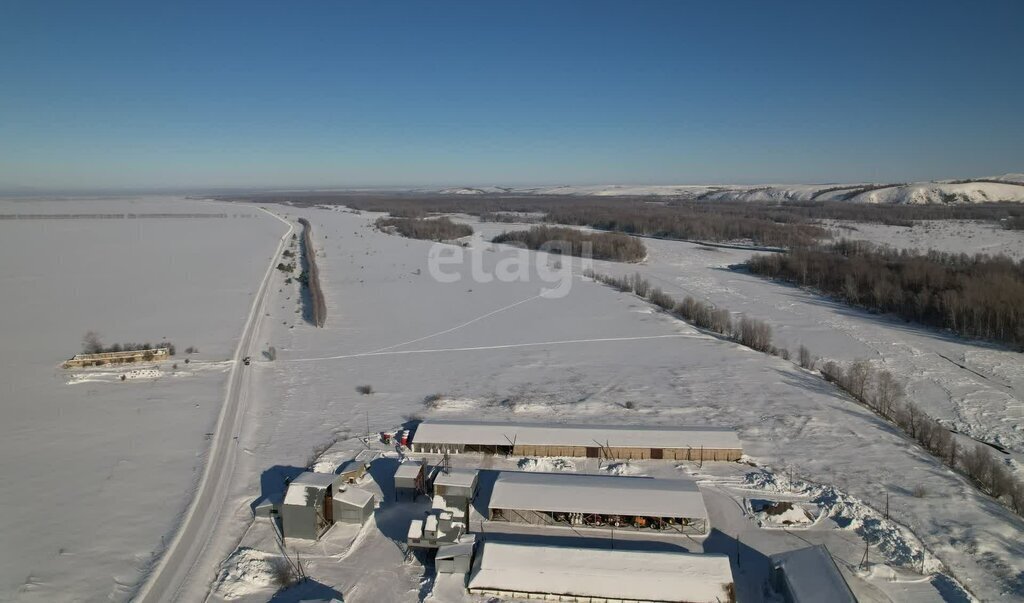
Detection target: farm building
<box><xmin>436</xmin><ymin>539</ymin><xmax>475</xmax><ymax>574</ymax></box>
<box><xmin>407</xmin><ymin>508</ymin><xmax>466</xmax><ymax>549</ymax></box>
<box><xmin>487</xmin><ymin>471</ymin><xmax>709</xmax><ymax>534</ymax></box>
<box><xmin>467</xmin><ymin>542</ymin><xmax>734</xmax><ymax>603</ymax></box>
<box><xmin>333</xmin><ymin>486</ymin><xmax>375</xmax><ymax>525</ymax></box>
<box><xmin>394</xmin><ymin>460</ymin><xmax>426</xmax><ymax>500</ymax></box>
<box><xmin>336</xmin><ymin>459</ymin><xmax>370</xmax><ymax>484</ymax></box>
<box><xmin>63</xmin><ymin>346</ymin><xmax>171</xmax><ymax>368</ymax></box>
<box><xmin>432</xmin><ymin>468</ymin><xmax>478</xmax><ymax>506</ymax></box>
<box><xmin>410</xmin><ymin>419</ymin><xmax>741</xmax><ymax>461</ymax></box>
<box><xmin>281</xmin><ymin>472</ymin><xmax>344</xmax><ymax>540</ymax></box>
<box><xmin>769</xmin><ymin>545</ymin><xmax>857</xmax><ymax>603</ymax></box>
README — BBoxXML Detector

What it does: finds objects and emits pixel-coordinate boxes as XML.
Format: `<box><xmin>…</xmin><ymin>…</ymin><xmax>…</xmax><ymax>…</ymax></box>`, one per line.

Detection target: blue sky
<box><xmin>2</xmin><ymin>0</ymin><xmax>1023</xmax><ymax>190</ymax></box>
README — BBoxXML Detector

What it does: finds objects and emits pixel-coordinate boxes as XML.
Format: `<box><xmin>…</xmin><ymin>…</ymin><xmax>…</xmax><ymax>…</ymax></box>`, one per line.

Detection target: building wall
<box><xmin>281</xmin><ymin>505</ymin><xmax>322</xmax><ymax>540</ymax></box>
<box><xmin>414</xmin><ymin>441</ymin><xmax>741</xmax><ymax>461</ymax></box>
<box><xmin>334</xmin><ymin>500</ymin><xmax>373</xmax><ymax>524</ymax></box>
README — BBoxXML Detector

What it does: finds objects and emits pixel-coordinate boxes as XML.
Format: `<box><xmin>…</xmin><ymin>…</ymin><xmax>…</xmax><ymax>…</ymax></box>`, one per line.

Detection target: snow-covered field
<box><xmin>825</xmin><ymin>219</ymin><xmax>1024</xmax><ymax>260</ymax></box>
<box><xmin>0</xmin><ymin>197</ymin><xmax>284</xmax><ymax>601</ymax></box>
<box><xmin>4</xmin><ymin>197</ymin><xmax>1022</xmax><ymax>602</ymax></box>
<box><xmin>194</xmin><ymin>205</ymin><xmax>1023</xmax><ymax>602</ymax></box>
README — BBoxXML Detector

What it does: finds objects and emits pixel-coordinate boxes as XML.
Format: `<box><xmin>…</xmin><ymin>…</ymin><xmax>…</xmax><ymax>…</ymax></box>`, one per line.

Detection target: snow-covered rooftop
<box><xmin>770</xmin><ymin>545</ymin><xmax>856</xmax><ymax>603</ymax></box>
<box><xmin>413</xmin><ymin>419</ymin><xmax>741</xmax><ymax>450</ymax></box>
<box><xmin>290</xmin><ymin>471</ymin><xmax>338</xmax><ymax>489</ymax></box>
<box><xmin>433</xmin><ymin>467</ymin><xmax>478</xmax><ymax>489</ymax></box>
<box><xmin>489</xmin><ymin>471</ymin><xmax>707</xmax><ymax>519</ymax></box>
<box><xmin>394</xmin><ymin>462</ymin><xmax>423</xmax><ymax>478</ymax></box>
<box><xmin>468</xmin><ymin>542</ymin><xmax>733</xmax><ymax>603</ymax></box>
<box><xmin>333</xmin><ymin>487</ymin><xmax>374</xmax><ymax>508</ymax></box>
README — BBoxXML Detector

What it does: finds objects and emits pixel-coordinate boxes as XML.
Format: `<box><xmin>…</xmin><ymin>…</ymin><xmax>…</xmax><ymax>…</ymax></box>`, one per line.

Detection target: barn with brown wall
<box><xmin>410</xmin><ymin>419</ymin><xmax>742</xmax><ymax>462</ymax></box>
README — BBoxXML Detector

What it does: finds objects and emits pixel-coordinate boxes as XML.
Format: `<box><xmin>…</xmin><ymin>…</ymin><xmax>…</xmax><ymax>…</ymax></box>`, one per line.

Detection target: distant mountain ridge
<box><xmin>436</xmin><ymin>174</ymin><xmax>1024</xmax><ymax>204</ymax></box>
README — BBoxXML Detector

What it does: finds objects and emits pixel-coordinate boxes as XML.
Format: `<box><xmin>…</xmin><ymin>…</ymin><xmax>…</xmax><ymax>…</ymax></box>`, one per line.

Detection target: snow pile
<box><xmin>743</xmin><ymin>471</ymin><xmax>940</xmax><ymax>571</ymax></box>
<box><xmin>210</xmin><ymin>547</ymin><xmax>278</xmax><ymax>600</ymax></box>
<box><xmin>749</xmin><ymin>499</ymin><xmax>814</xmax><ymax>527</ymax></box>
<box><xmin>601</xmin><ymin>461</ymin><xmax>644</xmax><ymax>476</ymax></box>
<box><xmin>517</xmin><ymin>457</ymin><xmax>576</xmax><ymax>472</ymax></box>
<box><xmin>124</xmin><ymin>368</ymin><xmax>161</xmax><ymax>380</ymax></box>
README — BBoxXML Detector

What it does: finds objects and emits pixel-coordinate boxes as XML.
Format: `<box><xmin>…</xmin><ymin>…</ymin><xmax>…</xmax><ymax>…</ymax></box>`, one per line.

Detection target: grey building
<box><xmin>394</xmin><ymin>460</ymin><xmax>425</xmax><ymax>500</ymax></box>
<box><xmin>333</xmin><ymin>486</ymin><xmax>375</xmax><ymax>525</ymax></box>
<box><xmin>769</xmin><ymin>545</ymin><xmax>857</xmax><ymax>603</ymax></box>
<box><xmin>435</xmin><ymin>539</ymin><xmax>475</xmax><ymax>574</ymax></box>
<box><xmin>281</xmin><ymin>472</ymin><xmax>344</xmax><ymax>540</ymax></box>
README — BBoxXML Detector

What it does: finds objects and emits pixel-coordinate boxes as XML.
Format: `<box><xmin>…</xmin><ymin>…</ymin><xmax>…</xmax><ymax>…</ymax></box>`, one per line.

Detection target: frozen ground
<box><xmin>824</xmin><ymin>220</ymin><xmax>1024</xmax><ymax>260</ymax></box>
<box><xmin>0</xmin><ymin>197</ymin><xmax>284</xmax><ymax>602</ymax></box>
<box><xmin>196</xmin><ymin>205</ymin><xmax>1022</xmax><ymax>602</ymax></box>
<box><xmin>474</xmin><ymin>217</ymin><xmax>1024</xmax><ymax>465</ymax></box>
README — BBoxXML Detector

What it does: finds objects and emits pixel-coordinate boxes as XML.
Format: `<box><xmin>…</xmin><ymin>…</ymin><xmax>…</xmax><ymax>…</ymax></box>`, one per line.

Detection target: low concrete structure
<box><xmin>411</xmin><ymin>419</ymin><xmax>742</xmax><ymax>461</ymax></box>
<box><xmin>467</xmin><ymin>542</ymin><xmax>734</xmax><ymax>603</ymax></box>
<box><xmin>769</xmin><ymin>545</ymin><xmax>857</xmax><ymax>603</ymax></box>
<box><xmin>63</xmin><ymin>347</ymin><xmax>171</xmax><ymax>368</ymax></box>
<box><xmin>333</xmin><ymin>486</ymin><xmax>375</xmax><ymax>525</ymax></box>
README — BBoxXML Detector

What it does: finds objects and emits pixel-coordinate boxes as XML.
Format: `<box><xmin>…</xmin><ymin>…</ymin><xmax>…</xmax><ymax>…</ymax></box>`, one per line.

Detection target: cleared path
<box><xmin>134</xmin><ymin>209</ymin><xmax>292</xmax><ymax>602</ymax></box>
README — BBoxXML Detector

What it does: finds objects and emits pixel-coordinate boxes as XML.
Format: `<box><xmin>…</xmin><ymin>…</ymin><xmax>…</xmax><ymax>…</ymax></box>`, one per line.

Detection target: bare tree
<box><xmin>798</xmin><ymin>345</ymin><xmax>815</xmax><ymax>370</ymax></box>
<box><xmin>873</xmin><ymin>370</ymin><xmax>903</xmax><ymax>418</ymax></box>
<box><xmin>845</xmin><ymin>359</ymin><xmax>872</xmax><ymax>401</ymax></box>
<box><xmin>82</xmin><ymin>331</ymin><xmax>104</xmax><ymax>354</ymax></box>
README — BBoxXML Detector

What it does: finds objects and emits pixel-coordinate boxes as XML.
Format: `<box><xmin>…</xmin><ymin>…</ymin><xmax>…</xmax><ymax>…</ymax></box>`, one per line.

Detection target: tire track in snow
<box><xmin>289</xmin><ymin>334</ymin><xmax>701</xmax><ymax>364</ymax></box>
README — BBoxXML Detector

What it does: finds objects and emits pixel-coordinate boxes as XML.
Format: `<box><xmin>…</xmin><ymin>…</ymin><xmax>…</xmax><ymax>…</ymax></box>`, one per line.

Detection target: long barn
<box><xmin>410</xmin><ymin>419</ymin><xmax>742</xmax><ymax>461</ymax></box>
<box><xmin>487</xmin><ymin>471</ymin><xmax>709</xmax><ymax>534</ymax></box>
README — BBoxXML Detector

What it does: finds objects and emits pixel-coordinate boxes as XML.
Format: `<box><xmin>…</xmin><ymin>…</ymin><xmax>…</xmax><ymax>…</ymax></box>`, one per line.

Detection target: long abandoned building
<box><xmin>487</xmin><ymin>471</ymin><xmax>709</xmax><ymax>534</ymax></box>
<box><xmin>410</xmin><ymin>419</ymin><xmax>742</xmax><ymax>461</ymax></box>
<box><xmin>63</xmin><ymin>347</ymin><xmax>171</xmax><ymax>368</ymax></box>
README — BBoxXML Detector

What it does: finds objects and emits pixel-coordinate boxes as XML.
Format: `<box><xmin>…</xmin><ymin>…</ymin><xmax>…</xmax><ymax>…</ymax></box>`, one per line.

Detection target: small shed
<box><xmin>769</xmin><ymin>545</ymin><xmax>857</xmax><ymax>603</ymax></box>
<box><xmin>436</xmin><ymin>539</ymin><xmax>476</xmax><ymax>575</ymax></box>
<box><xmin>333</xmin><ymin>486</ymin><xmax>375</xmax><ymax>525</ymax></box>
<box><xmin>281</xmin><ymin>472</ymin><xmax>344</xmax><ymax>540</ymax></box>
<box><xmin>337</xmin><ymin>459</ymin><xmax>370</xmax><ymax>484</ymax></box>
<box><xmin>394</xmin><ymin>461</ymin><xmax>425</xmax><ymax>500</ymax></box>
<box><xmin>432</xmin><ymin>467</ymin><xmax>478</xmax><ymax>503</ymax></box>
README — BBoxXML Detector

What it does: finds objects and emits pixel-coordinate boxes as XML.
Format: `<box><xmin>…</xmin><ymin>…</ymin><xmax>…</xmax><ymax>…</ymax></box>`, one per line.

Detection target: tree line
<box><xmin>493</xmin><ymin>226</ymin><xmax>646</xmax><ymax>262</ymax></box>
<box><xmin>747</xmin><ymin>241</ymin><xmax>1024</xmax><ymax>348</ymax></box>
<box><xmin>820</xmin><ymin>357</ymin><xmax>1024</xmax><ymax>516</ymax></box>
<box><xmin>583</xmin><ymin>271</ymin><xmax>775</xmax><ymax>353</ymax></box>
<box><xmin>82</xmin><ymin>331</ymin><xmax>176</xmax><ymax>355</ymax></box>
<box><xmin>375</xmin><ymin>216</ymin><xmax>473</xmax><ymax>241</ymax></box>
<box><xmin>580</xmin><ymin>272</ymin><xmax>1024</xmax><ymax>518</ymax></box>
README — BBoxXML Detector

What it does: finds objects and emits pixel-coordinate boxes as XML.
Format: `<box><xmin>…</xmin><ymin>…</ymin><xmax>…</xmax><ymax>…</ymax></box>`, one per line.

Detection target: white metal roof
<box><xmin>770</xmin><ymin>545</ymin><xmax>856</xmax><ymax>603</ymax></box>
<box><xmin>433</xmin><ymin>467</ymin><xmax>478</xmax><ymax>489</ymax></box>
<box><xmin>468</xmin><ymin>542</ymin><xmax>733</xmax><ymax>603</ymax></box>
<box><xmin>395</xmin><ymin>462</ymin><xmax>424</xmax><ymax>478</ymax></box>
<box><xmin>413</xmin><ymin>419</ymin><xmax>741</xmax><ymax>450</ymax></box>
<box><xmin>333</xmin><ymin>487</ymin><xmax>374</xmax><ymax>508</ymax></box>
<box><xmin>290</xmin><ymin>471</ymin><xmax>338</xmax><ymax>489</ymax></box>
<box><xmin>489</xmin><ymin>471</ymin><xmax>707</xmax><ymax>519</ymax></box>
<box><xmin>436</xmin><ymin>539</ymin><xmax>475</xmax><ymax>560</ymax></box>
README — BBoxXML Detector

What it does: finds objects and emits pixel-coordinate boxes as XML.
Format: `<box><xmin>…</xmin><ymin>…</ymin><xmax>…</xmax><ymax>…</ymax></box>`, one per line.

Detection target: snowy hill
<box><xmin>440</xmin><ymin>177</ymin><xmax>1024</xmax><ymax>204</ymax></box>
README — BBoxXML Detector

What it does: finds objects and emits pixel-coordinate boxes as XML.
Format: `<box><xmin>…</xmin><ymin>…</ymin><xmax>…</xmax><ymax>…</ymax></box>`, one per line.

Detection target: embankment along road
<box><xmin>298</xmin><ymin>217</ymin><xmax>327</xmax><ymax>328</ymax></box>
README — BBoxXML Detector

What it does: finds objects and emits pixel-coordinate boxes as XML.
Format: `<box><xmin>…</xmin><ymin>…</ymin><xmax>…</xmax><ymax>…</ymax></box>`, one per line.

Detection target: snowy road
<box><xmin>135</xmin><ymin>210</ymin><xmax>293</xmax><ymax>603</ymax></box>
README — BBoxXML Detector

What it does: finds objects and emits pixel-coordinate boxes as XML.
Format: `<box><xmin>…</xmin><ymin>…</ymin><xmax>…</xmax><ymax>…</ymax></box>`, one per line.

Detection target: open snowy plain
<box><xmin>200</xmin><ymin>205</ymin><xmax>1022</xmax><ymax>601</ymax></box>
<box><xmin>3</xmin><ymin>198</ymin><xmax>1022</xmax><ymax>602</ymax></box>
<box><xmin>0</xmin><ymin>197</ymin><xmax>285</xmax><ymax>601</ymax></box>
